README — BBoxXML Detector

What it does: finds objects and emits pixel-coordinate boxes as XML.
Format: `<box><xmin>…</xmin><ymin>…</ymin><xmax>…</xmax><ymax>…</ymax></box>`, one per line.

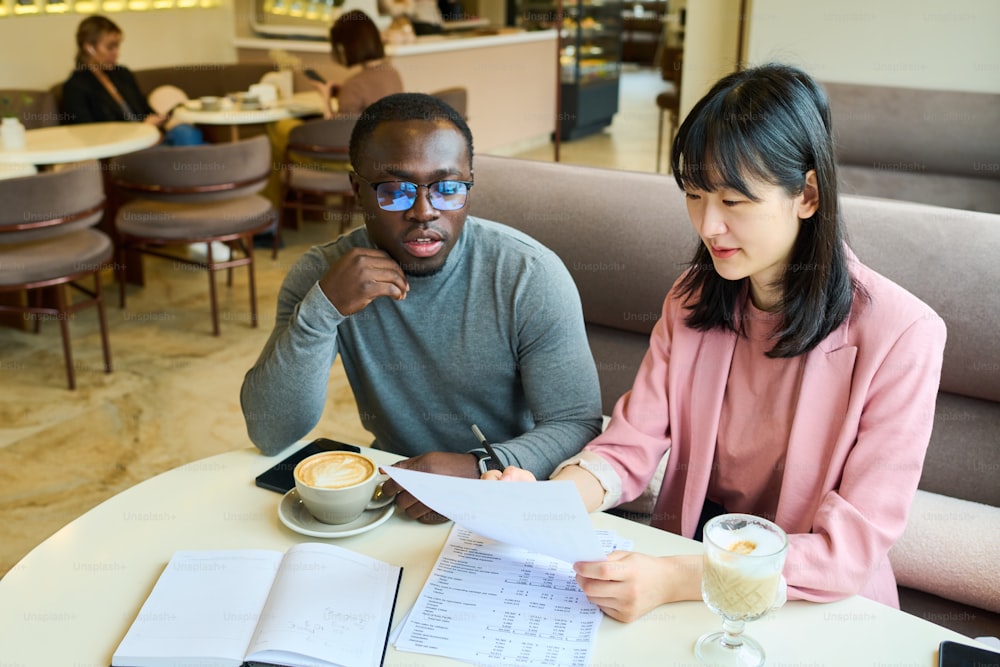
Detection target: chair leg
<box><xmin>117</xmin><ymin>243</ymin><xmax>129</xmax><ymax>309</ymax></box>
<box><xmin>207</xmin><ymin>264</ymin><xmax>220</xmax><ymax>336</ymax></box>
<box><xmin>656</xmin><ymin>108</ymin><xmax>665</xmax><ymax>174</ymax></box>
<box><xmin>95</xmin><ymin>270</ymin><xmax>112</xmax><ymax>374</ymax></box>
<box><xmin>246</xmin><ymin>236</ymin><xmax>259</xmax><ymax>329</ymax></box>
<box><xmin>30</xmin><ymin>290</ymin><xmax>42</xmax><ymax>334</ymax></box>
<box><xmin>54</xmin><ymin>284</ymin><xmax>76</xmax><ymax>390</ymax></box>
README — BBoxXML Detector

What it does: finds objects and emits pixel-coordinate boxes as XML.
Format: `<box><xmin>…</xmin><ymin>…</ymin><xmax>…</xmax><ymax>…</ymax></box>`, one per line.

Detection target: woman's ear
<box><xmin>796</xmin><ymin>169</ymin><xmax>819</xmax><ymax>220</ymax></box>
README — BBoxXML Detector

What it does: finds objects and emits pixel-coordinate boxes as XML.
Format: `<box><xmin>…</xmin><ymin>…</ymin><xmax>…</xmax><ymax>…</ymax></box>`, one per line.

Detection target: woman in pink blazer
<box><xmin>486</xmin><ymin>63</ymin><xmax>946</xmax><ymax>622</ymax></box>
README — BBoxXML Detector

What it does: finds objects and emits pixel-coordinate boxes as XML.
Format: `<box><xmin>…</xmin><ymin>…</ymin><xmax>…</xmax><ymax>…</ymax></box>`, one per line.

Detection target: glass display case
<box><xmin>511</xmin><ymin>0</ymin><xmax>621</xmax><ymax>140</ymax></box>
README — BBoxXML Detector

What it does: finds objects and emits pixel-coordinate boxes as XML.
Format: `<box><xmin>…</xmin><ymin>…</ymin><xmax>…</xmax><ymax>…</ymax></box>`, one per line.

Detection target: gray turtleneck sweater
<box><xmin>241</xmin><ymin>217</ymin><xmax>602</xmax><ymax>477</ymax></box>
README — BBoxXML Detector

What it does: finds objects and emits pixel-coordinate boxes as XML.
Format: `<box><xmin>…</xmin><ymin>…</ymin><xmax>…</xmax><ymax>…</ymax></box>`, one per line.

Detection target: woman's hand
<box><xmin>481</xmin><ymin>466</ymin><xmax>536</xmax><ymax>482</ymax></box>
<box><xmin>144</xmin><ymin>113</ymin><xmax>166</xmax><ymax>128</ymax></box>
<box><xmin>573</xmin><ymin>552</ymin><xmax>703</xmax><ymax>623</ymax></box>
<box><xmin>307</xmin><ymin>80</ymin><xmax>339</xmax><ymax>119</ymax></box>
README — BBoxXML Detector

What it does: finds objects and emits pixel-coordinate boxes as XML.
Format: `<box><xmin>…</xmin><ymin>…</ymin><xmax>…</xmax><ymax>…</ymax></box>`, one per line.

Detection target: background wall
<box><xmin>746</xmin><ymin>0</ymin><xmax>1000</xmax><ymax>93</ymax></box>
<box><xmin>677</xmin><ymin>0</ymin><xmax>741</xmax><ymax>117</ymax></box>
<box><xmin>0</xmin><ymin>8</ymin><xmax>238</xmax><ymax>90</ymax></box>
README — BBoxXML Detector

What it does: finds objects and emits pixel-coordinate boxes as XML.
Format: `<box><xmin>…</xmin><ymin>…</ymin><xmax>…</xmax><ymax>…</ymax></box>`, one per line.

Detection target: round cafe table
<box><xmin>0</xmin><ymin>121</ymin><xmax>160</xmax><ymax>166</ymax></box>
<box><xmin>171</xmin><ymin>91</ymin><xmax>326</xmax><ymax>142</ymax></box>
<box><xmin>0</xmin><ymin>443</ymin><xmax>987</xmax><ymax>666</ymax></box>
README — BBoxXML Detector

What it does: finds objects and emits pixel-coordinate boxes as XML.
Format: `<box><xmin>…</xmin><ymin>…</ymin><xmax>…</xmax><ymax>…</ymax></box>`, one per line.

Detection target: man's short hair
<box><xmin>349</xmin><ymin>92</ymin><xmax>474</xmax><ymax>170</ymax></box>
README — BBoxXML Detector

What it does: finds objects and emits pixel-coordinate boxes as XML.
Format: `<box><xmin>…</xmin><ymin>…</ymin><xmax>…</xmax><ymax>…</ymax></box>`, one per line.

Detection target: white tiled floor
<box><xmin>512</xmin><ymin>65</ymin><xmax>678</xmax><ymax>173</ymax></box>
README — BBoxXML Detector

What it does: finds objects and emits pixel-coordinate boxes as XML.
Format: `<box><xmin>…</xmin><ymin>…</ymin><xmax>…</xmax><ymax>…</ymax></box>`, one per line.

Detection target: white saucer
<box><xmin>278</xmin><ymin>489</ymin><xmax>394</xmax><ymax>538</ymax></box>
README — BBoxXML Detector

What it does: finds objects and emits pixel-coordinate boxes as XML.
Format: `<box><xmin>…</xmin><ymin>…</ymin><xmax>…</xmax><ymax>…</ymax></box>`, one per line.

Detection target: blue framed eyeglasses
<box><xmin>354</xmin><ymin>173</ymin><xmax>474</xmax><ymax>212</ymax></box>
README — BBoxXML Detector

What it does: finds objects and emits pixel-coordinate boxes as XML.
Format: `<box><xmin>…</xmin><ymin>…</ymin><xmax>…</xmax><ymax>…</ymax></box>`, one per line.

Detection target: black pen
<box><xmin>470</xmin><ymin>424</ymin><xmax>504</xmax><ymax>470</ymax></box>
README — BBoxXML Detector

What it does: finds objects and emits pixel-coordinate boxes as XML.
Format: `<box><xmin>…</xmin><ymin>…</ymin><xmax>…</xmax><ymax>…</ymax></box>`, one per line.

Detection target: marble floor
<box><xmin>0</xmin><ymin>66</ymin><xmax>677</xmax><ymax>577</ymax></box>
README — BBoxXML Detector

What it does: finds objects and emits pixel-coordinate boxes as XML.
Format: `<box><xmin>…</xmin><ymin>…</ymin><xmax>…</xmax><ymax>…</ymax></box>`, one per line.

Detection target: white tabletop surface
<box><xmin>0</xmin><ymin>122</ymin><xmax>160</xmax><ymax>165</ymax></box>
<box><xmin>172</xmin><ymin>91</ymin><xmax>324</xmax><ymax>126</ymax></box>
<box><xmin>0</xmin><ymin>445</ymin><xmax>986</xmax><ymax>666</ymax></box>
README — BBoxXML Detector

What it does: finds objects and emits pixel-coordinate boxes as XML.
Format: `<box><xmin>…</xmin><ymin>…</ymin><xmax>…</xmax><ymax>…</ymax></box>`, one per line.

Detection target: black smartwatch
<box><xmin>475</xmin><ymin>452</ymin><xmax>503</xmax><ymax>475</ymax></box>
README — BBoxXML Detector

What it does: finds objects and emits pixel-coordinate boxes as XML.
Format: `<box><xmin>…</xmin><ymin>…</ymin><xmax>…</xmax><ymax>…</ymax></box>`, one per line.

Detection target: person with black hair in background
<box><xmin>484</xmin><ymin>63</ymin><xmax>946</xmax><ymax>623</ymax></box>
<box><xmin>309</xmin><ymin>10</ymin><xmax>404</xmax><ymax>118</ymax></box>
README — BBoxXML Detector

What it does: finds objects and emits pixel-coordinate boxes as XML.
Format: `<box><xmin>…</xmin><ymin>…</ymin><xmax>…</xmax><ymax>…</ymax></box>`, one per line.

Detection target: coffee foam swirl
<box><xmin>296</xmin><ymin>452</ymin><xmax>374</xmax><ymax>489</ymax></box>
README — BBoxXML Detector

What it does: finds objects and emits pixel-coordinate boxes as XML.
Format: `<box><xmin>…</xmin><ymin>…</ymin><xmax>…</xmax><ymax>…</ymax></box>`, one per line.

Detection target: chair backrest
<box><xmin>0</xmin><ymin>162</ymin><xmax>105</xmax><ymax>244</ymax></box>
<box><xmin>430</xmin><ymin>87</ymin><xmax>468</xmax><ymax>120</ymax></box>
<box><xmin>110</xmin><ymin>135</ymin><xmax>272</xmax><ymax>203</ymax></box>
<box><xmin>285</xmin><ymin>116</ymin><xmax>357</xmax><ymax>171</ymax></box>
<box><xmin>0</xmin><ymin>88</ymin><xmax>59</xmax><ymax>129</ymax></box>
<box><xmin>147</xmin><ymin>85</ymin><xmax>189</xmax><ymax>117</ymax></box>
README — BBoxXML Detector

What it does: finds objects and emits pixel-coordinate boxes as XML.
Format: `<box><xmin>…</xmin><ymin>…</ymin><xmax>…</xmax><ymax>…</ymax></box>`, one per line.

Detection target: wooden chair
<box><xmin>280</xmin><ymin>115</ymin><xmax>357</xmax><ymax>236</ymax></box>
<box><xmin>0</xmin><ymin>163</ymin><xmax>112</xmax><ymax>389</ymax></box>
<box><xmin>655</xmin><ymin>87</ymin><xmax>680</xmax><ymax>173</ymax></box>
<box><xmin>655</xmin><ymin>46</ymin><xmax>683</xmax><ymax>173</ymax></box>
<box><xmin>109</xmin><ymin>135</ymin><xmax>277</xmax><ymax>336</ymax></box>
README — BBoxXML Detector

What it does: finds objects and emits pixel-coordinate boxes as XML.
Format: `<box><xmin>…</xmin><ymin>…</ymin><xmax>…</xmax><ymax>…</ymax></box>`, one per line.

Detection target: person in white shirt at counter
<box><xmin>484</xmin><ymin>63</ymin><xmax>946</xmax><ymax>623</ymax></box>
<box><xmin>241</xmin><ymin>93</ymin><xmax>603</xmax><ymax>523</ymax></box>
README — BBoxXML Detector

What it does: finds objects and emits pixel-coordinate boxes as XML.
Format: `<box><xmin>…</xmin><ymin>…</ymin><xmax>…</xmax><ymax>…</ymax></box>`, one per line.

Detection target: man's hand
<box><xmin>318</xmin><ymin>247</ymin><xmax>409</xmax><ymax>315</ymax></box>
<box><xmin>381</xmin><ymin>452</ymin><xmax>479</xmax><ymax>524</ymax></box>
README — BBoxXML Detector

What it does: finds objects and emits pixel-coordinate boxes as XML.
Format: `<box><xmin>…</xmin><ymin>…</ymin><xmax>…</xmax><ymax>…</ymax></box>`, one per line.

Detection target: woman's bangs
<box><xmin>677</xmin><ymin>119</ymin><xmax>769</xmax><ymax>201</ymax></box>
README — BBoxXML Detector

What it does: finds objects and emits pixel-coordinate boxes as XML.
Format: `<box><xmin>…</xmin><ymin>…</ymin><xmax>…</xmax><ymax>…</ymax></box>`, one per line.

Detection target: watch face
<box><xmin>477</xmin><ymin>455</ymin><xmax>501</xmax><ymax>474</ymax></box>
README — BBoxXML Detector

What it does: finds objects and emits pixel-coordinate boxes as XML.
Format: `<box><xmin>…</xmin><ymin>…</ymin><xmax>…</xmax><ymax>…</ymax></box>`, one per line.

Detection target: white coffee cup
<box><xmin>199</xmin><ymin>96</ymin><xmax>222</xmax><ymax>111</ymax></box>
<box><xmin>248</xmin><ymin>83</ymin><xmax>277</xmax><ymax>108</ymax></box>
<box><xmin>293</xmin><ymin>451</ymin><xmax>391</xmax><ymax>524</ymax></box>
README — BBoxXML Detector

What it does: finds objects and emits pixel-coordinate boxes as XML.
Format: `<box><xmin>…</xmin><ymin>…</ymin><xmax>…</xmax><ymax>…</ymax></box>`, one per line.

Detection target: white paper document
<box><xmin>383</xmin><ymin>466</ymin><xmax>605</xmax><ymax>564</ymax></box>
<box><xmin>394</xmin><ymin>525</ymin><xmax>632</xmax><ymax>667</ymax></box>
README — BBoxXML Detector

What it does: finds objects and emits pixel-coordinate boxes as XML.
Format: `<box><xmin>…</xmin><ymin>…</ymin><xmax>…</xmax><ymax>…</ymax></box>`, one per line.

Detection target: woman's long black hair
<box><xmin>670</xmin><ymin>63</ymin><xmax>864</xmax><ymax>358</ymax></box>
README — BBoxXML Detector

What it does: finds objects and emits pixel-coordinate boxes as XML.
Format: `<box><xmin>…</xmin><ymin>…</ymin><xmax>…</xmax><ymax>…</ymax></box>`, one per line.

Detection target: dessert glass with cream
<box><xmin>695</xmin><ymin>513</ymin><xmax>788</xmax><ymax>666</ymax></box>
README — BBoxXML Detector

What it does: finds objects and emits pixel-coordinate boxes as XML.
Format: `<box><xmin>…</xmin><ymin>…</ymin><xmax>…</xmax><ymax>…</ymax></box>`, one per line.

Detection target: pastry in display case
<box><xmin>512</xmin><ymin>0</ymin><xmax>621</xmax><ymax>140</ymax></box>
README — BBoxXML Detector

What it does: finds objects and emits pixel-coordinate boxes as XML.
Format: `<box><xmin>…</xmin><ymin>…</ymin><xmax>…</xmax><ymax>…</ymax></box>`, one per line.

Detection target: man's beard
<box><xmin>399</xmin><ymin>260</ymin><xmax>446</xmax><ymax>278</ymax></box>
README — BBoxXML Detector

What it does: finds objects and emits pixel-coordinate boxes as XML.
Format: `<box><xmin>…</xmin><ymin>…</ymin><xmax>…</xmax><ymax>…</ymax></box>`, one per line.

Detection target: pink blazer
<box><xmin>586</xmin><ymin>256</ymin><xmax>946</xmax><ymax>606</ymax></box>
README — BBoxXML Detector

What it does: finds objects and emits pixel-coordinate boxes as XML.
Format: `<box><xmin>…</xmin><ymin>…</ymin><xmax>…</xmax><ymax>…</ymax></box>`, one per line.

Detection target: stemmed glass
<box><xmin>695</xmin><ymin>513</ymin><xmax>788</xmax><ymax>667</ymax></box>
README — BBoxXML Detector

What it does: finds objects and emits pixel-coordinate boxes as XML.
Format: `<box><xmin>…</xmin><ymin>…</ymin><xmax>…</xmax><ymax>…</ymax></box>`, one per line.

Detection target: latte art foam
<box><xmin>296</xmin><ymin>452</ymin><xmax>374</xmax><ymax>489</ymax></box>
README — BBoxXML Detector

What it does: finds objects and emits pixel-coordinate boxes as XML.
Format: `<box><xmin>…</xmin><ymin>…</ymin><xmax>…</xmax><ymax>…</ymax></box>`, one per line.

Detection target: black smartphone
<box><xmin>254</xmin><ymin>438</ymin><xmax>361</xmax><ymax>494</ymax></box>
<box><xmin>303</xmin><ymin>68</ymin><xmax>327</xmax><ymax>84</ymax></box>
<box><xmin>939</xmin><ymin>640</ymin><xmax>1000</xmax><ymax>667</ymax></box>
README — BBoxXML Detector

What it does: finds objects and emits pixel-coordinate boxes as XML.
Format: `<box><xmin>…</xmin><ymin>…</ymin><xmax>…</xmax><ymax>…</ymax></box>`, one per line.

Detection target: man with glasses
<box><xmin>241</xmin><ymin>93</ymin><xmax>602</xmax><ymax>522</ymax></box>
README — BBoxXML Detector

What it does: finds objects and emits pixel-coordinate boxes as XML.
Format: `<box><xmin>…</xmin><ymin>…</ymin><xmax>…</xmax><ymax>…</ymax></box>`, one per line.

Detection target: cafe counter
<box><xmin>235</xmin><ymin>29</ymin><xmax>558</xmax><ymax>155</ymax></box>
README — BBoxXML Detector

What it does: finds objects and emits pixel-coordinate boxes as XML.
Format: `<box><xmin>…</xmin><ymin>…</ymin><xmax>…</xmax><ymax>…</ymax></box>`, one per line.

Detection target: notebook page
<box><xmin>111</xmin><ymin>550</ymin><xmax>283</xmax><ymax>667</ymax></box>
<box><xmin>246</xmin><ymin>542</ymin><xmax>401</xmax><ymax>667</ymax></box>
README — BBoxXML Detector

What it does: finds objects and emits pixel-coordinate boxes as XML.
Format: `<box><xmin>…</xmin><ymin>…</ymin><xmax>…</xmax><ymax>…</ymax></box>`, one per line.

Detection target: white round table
<box><xmin>171</xmin><ymin>92</ymin><xmax>325</xmax><ymax>141</ymax></box>
<box><xmin>0</xmin><ymin>444</ymin><xmax>984</xmax><ymax>666</ymax></box>
<box><xmin>0</xmin><ymin>122</ymin><xmax>160</xmax><ymax>166</ymax></box>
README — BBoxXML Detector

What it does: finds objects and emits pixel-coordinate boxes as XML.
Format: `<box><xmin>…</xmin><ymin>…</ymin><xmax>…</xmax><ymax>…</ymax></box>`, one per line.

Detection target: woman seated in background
<box><xmin>262</xmin><ymin>9</ymin><xmax>403</xmax><ymax>212</ymax></box>
<box><xmin>61</xmin><ymin>15</ymin><xmax>202</xmax><ymax>146</ymax></box>
<box><xmin>309</xmin><ymin>9</ymin><xmax>404</xmax><ymax>117</ymax></box>
<box><xmin>485</xmin><ymin>63</ymin><xmax>946</xmax><ymax>622</ymax></box>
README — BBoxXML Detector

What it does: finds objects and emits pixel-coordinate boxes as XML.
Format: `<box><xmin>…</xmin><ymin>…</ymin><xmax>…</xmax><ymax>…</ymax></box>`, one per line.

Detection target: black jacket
<box><xmin>61</xmin><ymin>65</ymin><xmax>154</xmax><ymax>124</ymax></box>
